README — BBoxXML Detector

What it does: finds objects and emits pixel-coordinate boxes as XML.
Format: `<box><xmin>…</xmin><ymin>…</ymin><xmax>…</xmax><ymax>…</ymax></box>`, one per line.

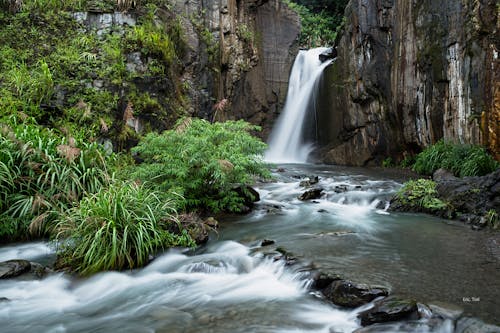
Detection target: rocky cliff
<box><xmin>172</xmin><ymin>0</ymin><xmax>300</xmax><ymax>138</ymax></box>
<box><xmin>315</xmin><ymin>0</ymin><xmax>499</xmax><ymax>166</ymax></box>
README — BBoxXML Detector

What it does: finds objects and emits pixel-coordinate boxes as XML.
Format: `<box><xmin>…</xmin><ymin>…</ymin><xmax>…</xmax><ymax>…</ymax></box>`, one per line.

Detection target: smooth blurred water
<box><xmin>0</xmin><ymin>164</ymin><xmax>498</xmax><ymax>332</ymax></box>
<box><xmin>265</xmin><ymin>48</ymin><xmax>333</xmax><ymax>163</ymax></box>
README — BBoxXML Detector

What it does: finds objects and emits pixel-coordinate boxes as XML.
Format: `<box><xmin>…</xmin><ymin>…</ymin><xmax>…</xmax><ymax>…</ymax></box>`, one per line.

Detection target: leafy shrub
<box><xmin>56</xmin><ymin>181</ymin><xmax>194</xmax><ymax>274</ymax></box>
<box><xmin>132</xmin><ymin>118</ymin><xmax>270</xmax><ymax>213</ymax></box>
<box><xmin>413</xmin><ymin>140</ymin><xmax>499</xmax><ymax>177</ymax></box>
<box><xmin>396</xmin><ymin>179</ymin><xmax>447</xmax><ymax>211</ymax></box>
<box><xmin>284</xmin><ymin>0</ymin><xmax>343</xmax><ymax>47</ymax></box>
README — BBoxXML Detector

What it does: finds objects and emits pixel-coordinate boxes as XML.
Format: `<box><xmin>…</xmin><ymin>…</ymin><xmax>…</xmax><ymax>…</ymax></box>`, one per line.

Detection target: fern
<box><xmin>132</xmin><ymin>118</ymin><xmax>270</xmax><ymax>213</ymax></box>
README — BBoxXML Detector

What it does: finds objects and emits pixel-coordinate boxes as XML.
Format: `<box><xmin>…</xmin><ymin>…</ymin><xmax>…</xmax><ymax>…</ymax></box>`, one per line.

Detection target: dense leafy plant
<box><xmin>56</xmin><ymin>181</ymin><xmax>194</xmax><ymax>274</ymax></box>
<box><xmin>396</xmin><ymin>179</ymin><xmax>447</xmax><ymax>211</ymax></box>
<box><xmin>0</xmin><ymin>117</ymin><xmax>112</xmax><ymax>241</ymax></box>
<box><xmin>285</xmin><ymin>0</ymin><xmax>347</xmax><ymax>47</ymax></box>
<box><xmin>413</xmin><ymin>140</ymin><xmax>499</xmax><ymax>177</ymax></box>
<box><xmin>0</xmin><ymin>0</ymin><xmax>187</xmax><ymax>143</ymax></box>
<box><xmin>132</xmin><ymin>118</ymin><xmax>270</xmax><ymax>213</ymax></box>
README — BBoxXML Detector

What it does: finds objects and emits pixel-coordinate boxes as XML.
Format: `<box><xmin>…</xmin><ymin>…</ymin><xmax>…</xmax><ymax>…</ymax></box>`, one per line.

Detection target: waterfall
<box><xmin>265</xmin><ymin>47</ymin><xmax>333</xmax><ymax>163</ymax></box>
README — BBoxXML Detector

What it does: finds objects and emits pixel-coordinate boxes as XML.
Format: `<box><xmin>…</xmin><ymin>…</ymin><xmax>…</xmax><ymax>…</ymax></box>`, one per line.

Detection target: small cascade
<box><xmin>265</xmin><ymin>47</ymin><xmax>333</xmax><ymax>163</ymax></box>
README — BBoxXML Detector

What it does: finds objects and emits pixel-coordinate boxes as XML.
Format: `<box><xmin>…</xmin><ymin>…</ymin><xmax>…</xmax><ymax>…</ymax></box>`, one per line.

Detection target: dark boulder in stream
<box><xmin>0</xmin><ymin>260</ymin><xmax>31</xmax><ymax>279</ymax></box>
<box><xmin>358</xmin><ymin>296</ymin><xmax>418</xmax><ymax>326</ymax></box>
<box><xmin>322</xmin><ymin>280</ymin><xmax>389</xmax><ymax>308</ymax></box>
<box><xmin>298</xmin><ymin>188</ymin><xmax>323</xmax><ymax>201</ymax></box>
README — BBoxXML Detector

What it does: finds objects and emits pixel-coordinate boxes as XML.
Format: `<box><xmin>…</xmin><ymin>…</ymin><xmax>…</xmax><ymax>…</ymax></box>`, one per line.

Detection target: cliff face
<box><xmin>173</xmin><ymin>0</ymin><xmax>300</xmax><ymax>138</ymax></box>
<box><xmin>315</xmin><ymin>0</ymin><xmax>499</xmax><ymax>165</ymax></box>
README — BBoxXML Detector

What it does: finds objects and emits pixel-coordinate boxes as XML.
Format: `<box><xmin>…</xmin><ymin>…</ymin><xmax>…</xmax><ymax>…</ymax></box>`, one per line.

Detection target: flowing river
<box><xmin>1</xmin><ymin>164</ymin><xmax>499</xmax><ymax>333</ymax></box>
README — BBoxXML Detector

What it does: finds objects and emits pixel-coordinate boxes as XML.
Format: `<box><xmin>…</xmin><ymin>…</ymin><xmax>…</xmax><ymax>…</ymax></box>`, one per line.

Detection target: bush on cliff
<box><xmin>413</xmin><ymin>140</ymin><xmax>499</xmax><ymax>177</ymax></box>
<box><xmin>131</xmin><ymin>118</ymin><xmax>270</xmax><ymax>213</ymax></box>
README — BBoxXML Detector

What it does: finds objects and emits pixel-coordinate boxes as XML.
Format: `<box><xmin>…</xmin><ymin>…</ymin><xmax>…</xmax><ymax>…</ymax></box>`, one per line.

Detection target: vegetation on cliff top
<box><xmin>286</xmin><ymin>0</ymin><xmax>348</xmax><ymax>47</ymax></box>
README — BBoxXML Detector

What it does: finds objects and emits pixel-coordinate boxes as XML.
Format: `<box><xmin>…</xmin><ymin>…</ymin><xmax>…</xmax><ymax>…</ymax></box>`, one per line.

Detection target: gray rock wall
<box><xmin>315</xmin><ymin>0</ymin><xmax>499</xmax><ymax>165</ymax></box>
<box><xmin>172</xmin><ymin>0</ymin><xmax>300</xmax><ymax>138</ymax></box>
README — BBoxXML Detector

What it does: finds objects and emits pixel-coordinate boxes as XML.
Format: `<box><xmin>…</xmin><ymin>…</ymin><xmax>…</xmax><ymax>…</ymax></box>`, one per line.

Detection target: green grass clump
<box><xmin>0</xmin><ymin>117</ymin><xmax>112</xmax><ymax>241</ymax></box>
<box><xmin>132</xmin><ymin>118</ymin><xmax>270</xmax><ymax>213</ymax></box>
<box><xmin>413</xmin><ymin>140</ymin><xmax>499</xmax><ymax>177</ymax></box>
<box><xmin>56</xmin><ymin>181</ymin><xmax>194</xmax><ymax>274</ymax></box>
<box><xmin>396</xmin><ymin>179</ymin><xmax>447</xmax><ymax>211</ymax></box>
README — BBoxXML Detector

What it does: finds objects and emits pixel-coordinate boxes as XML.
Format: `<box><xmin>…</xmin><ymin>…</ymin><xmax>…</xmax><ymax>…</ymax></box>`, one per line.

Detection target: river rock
<box><xmin>432</xmin><ymin>168</ymin><xmax>457</xmax><ymax>182</ymax></box>
<box><xmin>319</xmin><ymin>47</ymin><xmax>337</xmax><ymax>62</ymax></box>
<box><xmin>358</xmin><ymin>296</ymin><xmax>418</xmax><ymax>326</ymax></box>
<box><xmin>455</xmin><ymin>317</ymin><xmax>500</xmax><ymax>333</ymax></box>
<box><xmin>333</xmin><ymin>185</ymin><xmax>348</xmax><ymax>193</ymax></box>
<box><xmin>352</xmin><ymin>318</ymin><xmax>446</xmax><ymax>332</ymax></box>
<box><xmin>0</xmin><ymin>259</ymin><xmax>31</xmax><ymax>279</ymax></box>
<box><xmin>322</xmin><ymin>280</ymin><xmax>389</xmax><ymax>308</ymax></box>
<box><xmin>260</xmin><ymin>239</ymin><xmax>275</xmax><ymax>246</ymax></box>
<box><xmin>232</xmin><ymin>185</ymin><xmax>260</xmax><ymax>211</ymax></box>
<box><xmin>427</xmin><ymin>301</ymin><xmax>463</xmax><ymax>320</ymax></box>
<box><xmin>310</xmin><ymin>271</ymin><xmax>343</xmax><ymax>290</ymax></box>
<box><xmin>300</xmin><ymin>176</ymin><xmax>319</xmax><ymax>187</ymax></box>
<box><xmin>298</xmin><ymin>188</ymin><xmax>323</xmax><ymax>201</ymax></box>
<box><xmin>29</xmin><ymin>262</ymin><xmax>53</xmax><ymax>279</ymax></box>
<box><xmin>0</xmin><ymin>297</ymin><xmax>9</xmax><ymax>302</ymax></box>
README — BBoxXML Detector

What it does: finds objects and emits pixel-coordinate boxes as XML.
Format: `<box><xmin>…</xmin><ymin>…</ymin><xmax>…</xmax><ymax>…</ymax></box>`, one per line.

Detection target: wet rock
<box><xmin>432</xmin><ymin>168</ymin><xmax>457</xmax><ymax>182</ymax></box>
<box><xmin>0</xmin><ymin>297</ymin><xmax>9</xmax><ymax>302</ymax></box>
<box><xmin>232</xmin><ymin>185</ymin><xmax>260</xmax><ymax>211</ymax></box>
<box><xmin>455</xmin><ymin>317</ymin><xmax>500</xmax><ymax>333</ymax></box>
<box><xmin>427</xmin><ymin>302</ymin><xmax>463</xmax><ymax>320</ymax></box>
<box><xmin>262</xmin><ymin>203</ymin><xmax>284</xmax><ymax>215</ymax></box>
<box><xmin>260</xmin><ymin>239</ymin><xmax>275</xmax><ymax>247</ymax></box>
<box><xmin>317</xmin><ymin>209</ymin><xmax>328</xmax><ymax>213</ymax></box>
<box><xmin>319</xmin><ymin>47</ymin><xmax>337</xmax><ymax>62</ymax></box>
<box><xmin>334</xmin><ymin>185</ymin><xmax>348</xmax><ymax>193</ymax></box>
<box><xmin>275</xmin><ymin>247</ymin><xmax>298</xmax><ymax>266</ymax></box>
<box><xmin>353</xmin><ymin>318</ymin><xmax>446</xmax><ymax>332</ymax></box>
<box><xmin>322</xmin><ymin>280</ymin><xmax>389</xmax><ymax>308</ymax></box>
<box><xmin>316</xmin><ymin>231</ymin><xmax>355</xmax><ymax>237</ymax></box>
<box><xmin>300</xmin><ymin>176</ymin><xmax>319</xmax><ymax>187</ymax></box>
<box><xmin>0</xmin><ymin>260</ymin><xmax>31</xmax><ymax>279</ymax></box>
<box><xmin>298</xmin><ymin>188</ymin><xmax>323</xmax><ymax>201</ymax></box>
<box><xmin>29</xmin><ymin>262</ymin><xmax>53</xmax><ymax>279</ymax></box>
<box><xmin>435</xmin><ymin>169</ymin><xmax>500</xmax><ymax>226</ymax></box>
<box><xmin>358</xmin><ymin>296</ymin><xmax>418</xmax><ymax>326</ymax></box>
<box><xmin>310</xmin><ymin>271</ymin><xmax>343</xmax><ymax>290</ymax></box>
<box><xmin>276</xmin><ymin>168</ymin><xmax>286</xmax><ymax>172</ymax></box>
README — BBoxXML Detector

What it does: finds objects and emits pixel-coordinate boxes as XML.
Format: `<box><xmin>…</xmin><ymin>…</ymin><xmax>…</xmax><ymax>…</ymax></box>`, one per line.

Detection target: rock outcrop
<box><xmin>314</xmin><ymin>0</ymin><xmax>499</xmax><ymax>165</ymax></box>
<box><xmin>172</xmin><ymin>0</ymin><xmax>300</xmax><ymax>138</ymax></box>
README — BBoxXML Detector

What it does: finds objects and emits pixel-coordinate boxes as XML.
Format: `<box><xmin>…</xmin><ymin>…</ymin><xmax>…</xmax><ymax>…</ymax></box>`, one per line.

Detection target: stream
<box><xmin>1</xmin><ymin>164</ymin><xmax>499</xmax><ymax>333</ymax></box>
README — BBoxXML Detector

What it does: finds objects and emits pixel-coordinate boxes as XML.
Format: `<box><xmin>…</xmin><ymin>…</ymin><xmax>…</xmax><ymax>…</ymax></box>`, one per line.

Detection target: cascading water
<box><xmin>265</xmin><ymin>47</ymin><xmax>333</xmax><ymax>163</ymax></box>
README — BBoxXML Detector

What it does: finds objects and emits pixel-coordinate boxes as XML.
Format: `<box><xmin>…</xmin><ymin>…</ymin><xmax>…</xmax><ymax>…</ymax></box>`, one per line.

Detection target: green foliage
<box><xmin>485</xmin><ymin>209</ymin><xmax>499</xmax><ymax>230</ymax></box>
<box><xmin>56</xmin><ymin>181</ymin><xmax>194</xmax><ymax>275</ymax></box>
<box><xmin>382</xmin><ymin>157</ymin><xmax>394</xmax><ymax>168</ymax></box>
<box><xmin>132</xmin><ymin>118</ymin><xmax>270</xmax><ymax>213</ymax></box>
<box><xmin>396</xmin><ymin>179</ymin><xmax>448</xmax><ymax>211</ymax></box>
<box><xmin>0</xmin><ymin>0</ymin><xmax>188</xmax><ymax>141</ymax></box>
<box><xmin>285</xmin><ymin>0</ymin><xmax>345</xmax><ymax>47</ymax></box>
<box><xmin>0</xmin><ymin>118</ymin><xmax>112</xmax><ymax>241</ymax></box>
<box><xmin>400</xmin><ymin>155</ymin><xmax>416</xmax><ymax>168</ymax></box>
<box><xmin>413</xmin><ymin>140</ymin><xmax>499</xmax><ymax>177</ymax></box>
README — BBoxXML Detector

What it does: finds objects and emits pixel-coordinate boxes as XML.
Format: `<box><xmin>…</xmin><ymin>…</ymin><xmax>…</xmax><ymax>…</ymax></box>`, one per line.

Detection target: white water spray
<box><xmin>265</xmin><ymin>47</ymin><xmax>333</xmax><ymax>163</ymax></box>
